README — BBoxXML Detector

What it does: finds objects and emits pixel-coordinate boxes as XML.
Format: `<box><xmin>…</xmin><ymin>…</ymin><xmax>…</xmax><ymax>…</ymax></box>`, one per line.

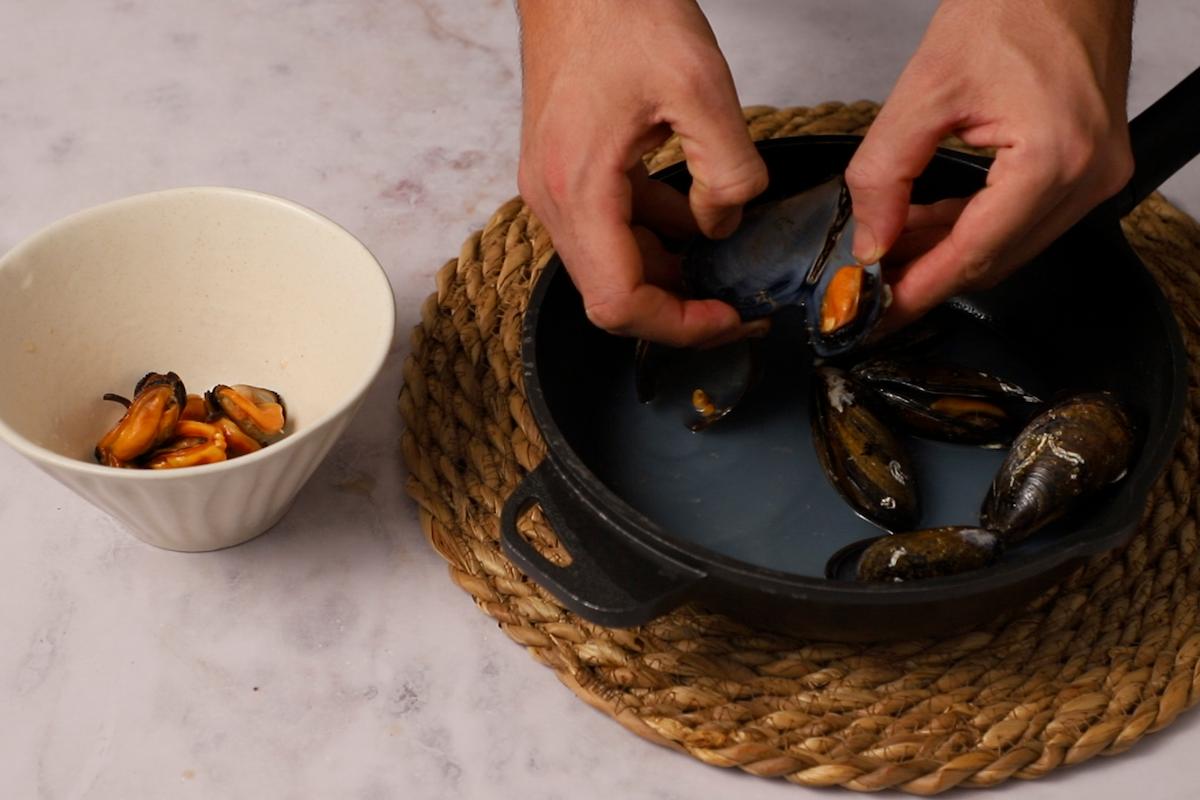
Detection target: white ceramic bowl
<box><xmin>0</xmin><ymin>187</ymin><xmax>395</xmax><ymax>551</ymax></box>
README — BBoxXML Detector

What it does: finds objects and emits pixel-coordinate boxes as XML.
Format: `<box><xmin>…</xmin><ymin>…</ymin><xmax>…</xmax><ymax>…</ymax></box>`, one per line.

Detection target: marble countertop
<box><xmin>2</xmin><ymin>2</ymin><xmax>1197</xmax><ymax>798</ymax></box>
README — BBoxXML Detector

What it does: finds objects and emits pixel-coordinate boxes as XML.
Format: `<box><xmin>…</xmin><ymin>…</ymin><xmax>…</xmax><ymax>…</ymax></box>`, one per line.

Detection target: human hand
<box><xmin>846</xmin><ymin>0</ymin><xmax>1135</xmax><ymax>331</ymax></box>
<box><xmin>516</xmin><ymin>0</ymin><xmax>769</xmax><ymax>347</ymax></box>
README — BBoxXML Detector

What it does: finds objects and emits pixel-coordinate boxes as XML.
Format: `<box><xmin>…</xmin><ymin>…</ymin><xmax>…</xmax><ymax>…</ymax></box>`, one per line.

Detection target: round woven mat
<box><xmin>398</xmin><ymin>102</ymin><xmax>1200</xmax><ymax>794</ymax></box>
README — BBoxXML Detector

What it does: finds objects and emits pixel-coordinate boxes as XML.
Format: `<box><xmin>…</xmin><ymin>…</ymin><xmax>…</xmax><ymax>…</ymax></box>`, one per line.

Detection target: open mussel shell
<box><xmin>804</xmin><ymin>222</ymin><xmax>884</xmax><ymax>358</ymax></box>
<box><xmin>811</xmin><ymin>366</ymin><xmax>919</xmax><ymax>532</ymax></box>
<box><xmin>851</xmin><ymin>358</ymin><xmax>1043</xmax><ymax>447</ymax></box>
<box><xmin>826</xmin><ymin>526</ymin><xmax>1003</xmax><ymax>583</ymax></box>
<box><xmin>682</xmin><ymin>176</ymin><xmax>883</xmax><ymax>357</ymax></box>
<box><xmin>634</xmin><ymin>338</ymin><xmax>759</xmax><ymax>432</ymax></box>
<box><xmin>981</xmin><ymin>391</ymin><xmax>1136</xmax><ymax>544</ymax></box>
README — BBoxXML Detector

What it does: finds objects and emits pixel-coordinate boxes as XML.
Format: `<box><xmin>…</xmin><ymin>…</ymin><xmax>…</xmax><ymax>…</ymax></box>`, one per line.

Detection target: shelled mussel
<box><xmin>95</xmin><ymin>372</ymin><xmax>187</xmax><ymax>468</ymax></box>
<box><xmin>95</xmin><ymin>372</ymin><xmax>288</xmax><ymax>469</ymax></box>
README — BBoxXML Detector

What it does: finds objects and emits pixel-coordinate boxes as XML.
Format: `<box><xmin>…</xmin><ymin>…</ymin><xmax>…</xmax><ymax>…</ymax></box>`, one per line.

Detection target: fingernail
<box><xmin>852</xmin><ymin>221</ymin><xmax>883</xmax><ymax>264</ymax></box>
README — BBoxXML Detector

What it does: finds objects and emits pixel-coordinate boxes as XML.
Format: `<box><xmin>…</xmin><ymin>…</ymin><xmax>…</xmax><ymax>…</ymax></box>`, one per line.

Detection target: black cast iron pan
<box><xmin>501</xmin><ymin>68</ymin><xmax>1200</xmax><ymax>641</ymax></box>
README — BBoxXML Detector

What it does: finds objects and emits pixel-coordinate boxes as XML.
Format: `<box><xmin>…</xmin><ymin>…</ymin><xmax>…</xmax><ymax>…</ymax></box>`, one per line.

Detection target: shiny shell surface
<box><xmin>852</xmin><ymin>358</ymin><xmax>1043</xmax><ymax>446</ymax></box>
<box><xmin>811</xmin><ymin>366</ymin><xmax>919</xmax><ymax>532</ymax></box>
<box><xmin>856</xmin><ymin>526</ymin><xmax>1002</xmax><ymax>582</ymax></box>
<box><xmin>682</xmin><ymin>176</ymin><xmax>883</xmax><ymax>356</ymax></box>
<box><xmin>981</xmin><ymin>392</ymin><xmax>1135</xmax><ymax>543</ymax></box>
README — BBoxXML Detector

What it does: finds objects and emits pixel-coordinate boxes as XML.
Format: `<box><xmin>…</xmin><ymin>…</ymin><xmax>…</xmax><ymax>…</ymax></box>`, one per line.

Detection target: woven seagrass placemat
<box><xmin>398</xmin><ymin>102</ymin><xmax>1200</xmax><ymax>794</ymax></box>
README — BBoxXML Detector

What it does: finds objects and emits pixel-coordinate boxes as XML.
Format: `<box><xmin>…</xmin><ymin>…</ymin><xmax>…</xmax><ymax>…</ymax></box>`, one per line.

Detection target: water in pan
<box><xmin>579</xmin><ymin>310</ymin><xmax>1045</xmax><ymax>579</ymax></box>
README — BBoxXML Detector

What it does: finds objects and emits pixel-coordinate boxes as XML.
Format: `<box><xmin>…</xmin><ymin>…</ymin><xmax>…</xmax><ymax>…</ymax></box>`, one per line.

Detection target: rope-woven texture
<box><xmin>398</xmin><ymin>102</ymin><xmax>1200</xmax><ymax>794</ymax></box>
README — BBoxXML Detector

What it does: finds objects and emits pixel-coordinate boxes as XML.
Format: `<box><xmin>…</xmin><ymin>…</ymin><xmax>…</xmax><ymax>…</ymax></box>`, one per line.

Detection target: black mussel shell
<box><xmin>634</xmin><ymin>339</ymin><xmax>760</xmax><ymax>431</ymax></box>
<box><xmin>981</xmin><ymin>392</ymin><xmax>1135</xmax><ymax>543</ymax></box>
<box><xmin>855</xmin><ymin>526</ymin><xmax>1003</xmax><ymax>582</ymax></box>
<box><xmin>811</xmin><ymin>366</ymin><xmax>919</xmax><ymax>532</ymax></box>
<box><xmin>682</xmin><ymin>177</ymin><xmax>844</xmax><ymax>319</ymax></box>
<box><xmin>681</xmin><ymin>176</ymin><xmax>885</xmax><ymax>358</ymax></box>
<box><xmin>807</xmin><ymin>263</ymin><xmax>886</xmax><ymax>358</ymax></box>
<box><xmin>852</xmin><ymin>359</ymin><xmax>1043</xmax><ymax>447</ymax></box>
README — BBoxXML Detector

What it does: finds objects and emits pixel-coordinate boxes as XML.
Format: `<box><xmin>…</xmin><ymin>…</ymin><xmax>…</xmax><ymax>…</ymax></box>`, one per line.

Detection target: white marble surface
<box><xmin>1</xmin><ymin>2</ymin><xmax>1198</xmax><ymax>798</ymax></box>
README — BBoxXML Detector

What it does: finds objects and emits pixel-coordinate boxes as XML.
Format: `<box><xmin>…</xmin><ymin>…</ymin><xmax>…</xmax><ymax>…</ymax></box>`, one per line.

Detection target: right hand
<box><xmin>516</xmin><ymin>0</ymin><xmax>769</xmax><ymax>347</ymax></box>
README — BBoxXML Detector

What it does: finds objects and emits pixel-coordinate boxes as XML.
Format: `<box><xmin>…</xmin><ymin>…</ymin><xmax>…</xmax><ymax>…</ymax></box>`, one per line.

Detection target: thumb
<box><xmin>845</xmin><ymin>102</ymin><xmax>950</xmax><ymax>263</ymax></box>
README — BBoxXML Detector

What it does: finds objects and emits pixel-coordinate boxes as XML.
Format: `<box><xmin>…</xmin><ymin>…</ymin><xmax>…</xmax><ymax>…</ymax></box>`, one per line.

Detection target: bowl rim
<box><xmin>0</xmin><ymin>185</ymin><xmax>396</xmax><ymax>480</ymax></box>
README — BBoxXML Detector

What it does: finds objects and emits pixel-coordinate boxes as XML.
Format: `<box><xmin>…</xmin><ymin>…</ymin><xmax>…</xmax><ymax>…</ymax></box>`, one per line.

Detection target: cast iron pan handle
<box><xmin>1115</xmin><ymin>66</ymin><xmax>1200</xmax><ymax>217</ymax></box>
<box><xmin>501</xmin><ymin>461</ymin><xmax>705</xmax><ymax>628</ymax></box>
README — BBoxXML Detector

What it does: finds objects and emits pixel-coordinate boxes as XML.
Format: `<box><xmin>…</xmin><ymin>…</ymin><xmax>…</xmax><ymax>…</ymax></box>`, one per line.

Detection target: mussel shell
<box><xmin>854</xmin><ymin>526</ymin><xmax>1002</xmax><ymax>583</ymax></box>
<box><xmin>683</xmin><ymin>177</ymin><xmax>844</xmax><ymax>317</ymax></box>
<box><xmin>807</xmin><ymin>261</ymin><xmax>885</xmax><ymax>358</ymax></box>
<box><xmin>980</xmin><ymin>392</ymin><xmax>1135</xmax><ymax>543</ymax></box>
<box><xmin>811</xmin><ymin>366</ymin><xmax>919</xmax><ymax>532</ymax></box>
<box><xmin>633</xmin><ymin>339</ymin><xmax>759</xmax><ymax>431</ymax></box>
<box><xmin>852</xmin><ymin>359</ymin><xmax>1042</xmax><ymax>446</ymax></box>
<box><xmin>681</xmin><ymin>176</ymin><xmax>883</xmax><ymax>357</ymax></box>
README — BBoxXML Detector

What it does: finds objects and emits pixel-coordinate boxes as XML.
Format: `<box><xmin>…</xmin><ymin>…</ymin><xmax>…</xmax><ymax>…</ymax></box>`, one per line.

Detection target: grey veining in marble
<box><xmin>1</xmin><ymin>2</ymin><xmax>1197</xmax><ymax>798</ymax></box>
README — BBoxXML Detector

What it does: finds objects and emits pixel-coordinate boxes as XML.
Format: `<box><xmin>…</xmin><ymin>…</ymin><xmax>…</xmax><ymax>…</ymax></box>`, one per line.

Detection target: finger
<box><xmin>629</xmin><ymin>163</ymin><xmax>699</xmax><ymax>243</ymax></box>
<box><xmin>882</xmin><ymin>150</ymin><xmax>1065</xmax><ymax>330</ymax></box>
<box><xmin>904</xmin><ymin>197</ymin><xmax>968</xmax><ymax>231</ymax></box>
<box><xmin>559</xmin><ymin>177</ymin><xmax>742</xmax><ymax>346</ymax></box>
<box><xmin>631</xmin><ymin>225</ymin><xmax>683</xmax><ymax>289</ymax></box>
<box><xmin>631</xmin><ymin>229</ymin><xmax>772</xmax><ymax>348</ymax></box>
<box><xmin>984</xmin><ymin>174</ymin><xmax>1116</xmax><ymax>272</ymax></box>
<box><xmin>883</xmin><ymin>225</ymin><xmax>953</xmax><ymax>269</ymax></box>
<box><xmin>586</xmin><ymin>284</ymin><xmax>743</xmax><ymax>347</ymax></box>
<box><xmin>666</xmin><ymin>65</ymin><xmax>769</xmax><ymax>239</ymax></box>
<box><xmin>845</xmin><ymin>102</ymin><xmax>956</xmax><ymax>263</ymax></box>
<box><xmin>696</xmin><ymin>318</ymin><xmax>771</xmax><ymax>351</ymax></box>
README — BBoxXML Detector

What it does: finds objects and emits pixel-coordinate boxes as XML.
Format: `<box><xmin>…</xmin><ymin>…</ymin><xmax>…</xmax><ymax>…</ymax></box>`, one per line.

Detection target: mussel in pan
<box><xmin>683</xmin><ymin>176</ymin><xmax>885</xmax><ymax>357</ymax></box>
<box><xmin>634</xmin><ymin>338</ymin><xmax>759</xmax><ymax>431</ymax></box>
<box><xmin>852</xmin><ymin>526</ymin><xmax>1002</xmax><ymax>582</ymax></box>
<box><xmin>811</xmin><ymin>366</ymin><xmax>919</xmax><ymax>531</ymax></box>
<box><xmin>981</xmin><ymin>392</ymin><xmax>1135</xmax><ymax>543</ymax></box>
<box><xmin>852</xmin><ymin>359</ymin><xmax>1043</xmax><ymax>447</ymax></box>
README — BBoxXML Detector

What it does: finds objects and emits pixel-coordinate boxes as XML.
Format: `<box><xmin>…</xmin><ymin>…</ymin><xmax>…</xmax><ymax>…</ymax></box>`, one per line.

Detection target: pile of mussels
<box><xmin>95</xmin><ymin>371</ymin><xmax>288</xmax><ymax>469</ymax></box>
<box><xmin>636</xmin><ymin>176</ymin><xmax>1137</xmax><ymax>583</ymax></box>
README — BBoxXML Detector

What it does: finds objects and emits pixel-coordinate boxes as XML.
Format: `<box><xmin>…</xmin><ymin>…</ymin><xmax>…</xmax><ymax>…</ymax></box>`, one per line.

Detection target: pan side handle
<box><xmin>500</xmin><ymin>462</ymin><xmax>705</xmax><ymax>628</ymax></box>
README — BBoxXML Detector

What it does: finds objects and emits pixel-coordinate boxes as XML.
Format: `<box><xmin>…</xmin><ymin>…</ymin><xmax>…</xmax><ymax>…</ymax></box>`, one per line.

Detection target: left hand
<box><xmin>845</xmin><ymin>0</ymin><xmax>1135</xmax><ymax>332</ymax></box>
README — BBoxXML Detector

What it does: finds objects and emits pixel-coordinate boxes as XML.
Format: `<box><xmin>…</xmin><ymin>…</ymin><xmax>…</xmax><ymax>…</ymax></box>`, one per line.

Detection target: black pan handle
<box><xmin>500</xmin><ymin>461</ymin><xmax>705</xmax><ymax>628</ymax></box>
<box><xmin>1114</xmin><ymin>66</ymin><xmax>1200</xmax><ymax>217</ymax></box>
